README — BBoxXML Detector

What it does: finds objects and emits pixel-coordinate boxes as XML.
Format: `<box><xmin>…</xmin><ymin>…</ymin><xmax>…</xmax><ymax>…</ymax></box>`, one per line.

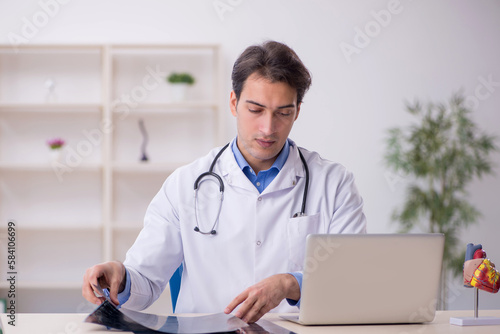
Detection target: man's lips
<box><xmin>256</xmin><ymin>139</ymin><xmax>276</xmax><ymax>148</ymax></box>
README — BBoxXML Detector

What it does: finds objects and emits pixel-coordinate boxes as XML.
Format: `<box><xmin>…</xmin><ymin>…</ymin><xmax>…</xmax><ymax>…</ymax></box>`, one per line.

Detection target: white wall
<box><xmin>0</xmin><ymin>0</ymin><xmax>499</xmax><ymax>311</ymax></box>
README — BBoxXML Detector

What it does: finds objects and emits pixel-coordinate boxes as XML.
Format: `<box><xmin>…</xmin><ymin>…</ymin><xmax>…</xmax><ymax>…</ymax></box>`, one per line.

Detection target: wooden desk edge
<box><xmin>1</xmin><ymin>310</ymin><xmax>499</xmax><ymax>334</ymax></box>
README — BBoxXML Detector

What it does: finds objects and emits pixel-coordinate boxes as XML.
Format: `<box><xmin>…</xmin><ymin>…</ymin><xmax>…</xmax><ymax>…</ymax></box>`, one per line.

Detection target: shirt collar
<box><xmin>231</xmin><ymin>138</ymin><xmax>290</xmax><ymax>174</ymax></box>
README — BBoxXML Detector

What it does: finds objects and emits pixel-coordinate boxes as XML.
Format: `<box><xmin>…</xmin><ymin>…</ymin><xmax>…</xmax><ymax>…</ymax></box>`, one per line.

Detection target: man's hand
<box><xmin>224</xmin><ymin>274</ymin><xmax>300</xmax><ymax>323</ymax></box>
<box><xmin>82</xmin><ymin>261</ymin><xmax>127</xmax><ymax>306</ymax></box>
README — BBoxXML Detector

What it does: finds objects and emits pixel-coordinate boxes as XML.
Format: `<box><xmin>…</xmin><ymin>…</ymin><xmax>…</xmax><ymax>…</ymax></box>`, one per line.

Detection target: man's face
<box><xmin>230</xmin><ymin>72</ymin><xmax>300</xmax><ymax>173</ymax></box>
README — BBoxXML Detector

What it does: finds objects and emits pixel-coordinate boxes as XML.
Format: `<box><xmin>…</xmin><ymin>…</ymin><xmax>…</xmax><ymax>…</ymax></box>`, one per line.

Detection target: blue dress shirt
<box><xmin>231</xmin><ymin>139</ymin><xmax>289</xmax><ymax>193</ymax></box>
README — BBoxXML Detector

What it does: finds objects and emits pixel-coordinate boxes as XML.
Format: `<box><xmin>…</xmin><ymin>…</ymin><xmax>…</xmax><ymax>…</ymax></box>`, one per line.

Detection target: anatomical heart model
<box><xmin>463</xmin><ymin>243</ymin><xmax>499</xmax><ymax>293</ymax></box>
<box><xmin>450</xmin><ymin>243</ymin><xmax>500</xmax><ymax>326</ymax></box>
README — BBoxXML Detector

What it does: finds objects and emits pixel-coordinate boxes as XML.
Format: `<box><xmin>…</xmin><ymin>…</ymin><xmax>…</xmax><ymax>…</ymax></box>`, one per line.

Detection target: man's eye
<box><xmin>279</xmin><ymin>111</ymin><xmax>292</xmax><ymax>116</ymax></box>
<box><xmin>249</xmin><ymin>109</ymin><xmax>261</xmax><ymax>113</ymax></box>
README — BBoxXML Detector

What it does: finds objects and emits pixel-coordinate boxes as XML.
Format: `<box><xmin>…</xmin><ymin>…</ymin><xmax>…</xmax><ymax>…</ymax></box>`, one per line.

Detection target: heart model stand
<box><xmin>450</xmin><ymin>243</ymin><xmax>500</xmax><ymax>326</ymax></box>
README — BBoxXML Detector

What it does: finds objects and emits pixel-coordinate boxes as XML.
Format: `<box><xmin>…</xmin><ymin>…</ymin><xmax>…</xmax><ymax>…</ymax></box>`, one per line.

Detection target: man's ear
<box><xmin>230</xmin><ymin>91</ymin><xmax>238</xmax><ymax>117</ymax></box>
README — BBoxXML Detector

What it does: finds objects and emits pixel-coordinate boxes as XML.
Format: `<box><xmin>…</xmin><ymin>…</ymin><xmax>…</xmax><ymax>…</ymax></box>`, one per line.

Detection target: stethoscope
<box><xmin>193</xmin><ymin>142</ymin><xmax>310</xmax><ymax>235</ymax></box>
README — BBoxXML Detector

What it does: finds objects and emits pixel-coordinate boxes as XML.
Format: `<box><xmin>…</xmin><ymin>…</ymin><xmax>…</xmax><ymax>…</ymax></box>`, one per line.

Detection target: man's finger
<box><xmin>246</xmin><ymin>303</ymin><xmax>272</xmax><ymax>323</ymax></box>
<box><xmin>82</xmin><ymin>280</ymin><xmax>104</xmax><ymax>305</ymax></box>
<box><xmin>249</xmin><ymin>307</ymin><xmax>269</xmax><ymax>323</ymax></box>
<box><xmin>239</xmin><ymin>298</ymin><xmax>266</xmax><ymax>323</ymax></box>
<box><xmin>224</xmin><ymin>291</ymin><xmax>249</xmax><ymax>314</ymax></box>
<box><xmin>108</xmin><ymin>278</ymin><xmax>121</xmax><ymax>306</ymax></box>
<box><xmin>82</xmin><ymin>268</ymin><xmax>102</xmax><ymax>305</ymax></box>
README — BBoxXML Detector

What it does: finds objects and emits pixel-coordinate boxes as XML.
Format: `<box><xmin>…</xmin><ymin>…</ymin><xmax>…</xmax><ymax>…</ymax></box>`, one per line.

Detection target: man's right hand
<box><xmin>82</xmin><ymin>261</ymin><xmax>126</xmax><ymax>306</ymax></box>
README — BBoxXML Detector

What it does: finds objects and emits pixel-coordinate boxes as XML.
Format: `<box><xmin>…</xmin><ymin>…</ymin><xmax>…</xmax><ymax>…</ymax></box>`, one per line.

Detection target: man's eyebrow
<box><xmin>245</xmin><ymin>100</ymin><xmax>295</xmax><ymax>109</ymax></box>
<box><xmin>246</xmin><ymin>100</ymin><xmax>266</xmax><ymax>108</ymax></box>
<box><xmin>277</xmin><ymin>103</ymin><xmax>296</xmax><ymax>109</ymax></box>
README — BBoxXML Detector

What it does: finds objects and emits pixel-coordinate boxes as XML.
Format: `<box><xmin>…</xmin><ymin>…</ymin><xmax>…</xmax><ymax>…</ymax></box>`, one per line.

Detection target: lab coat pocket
<box><xmin>287</xmin><ymin>213</ymin><xmax>322</xmax><ymax>272</ymax></box>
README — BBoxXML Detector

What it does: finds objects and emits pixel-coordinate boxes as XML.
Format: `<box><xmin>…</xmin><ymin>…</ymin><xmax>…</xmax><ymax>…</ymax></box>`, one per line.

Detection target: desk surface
<box><xmin>1</xmin><ymin>310</ymin><xmax>500</xmax><ymax>334</ymax></box>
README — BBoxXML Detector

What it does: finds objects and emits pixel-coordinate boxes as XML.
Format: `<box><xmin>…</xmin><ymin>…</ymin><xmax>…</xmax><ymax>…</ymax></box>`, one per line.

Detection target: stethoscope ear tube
<box><xmin>297</xmin><ymin>148</ymin><xmax>309</xmax><ymax>217</ymax></box>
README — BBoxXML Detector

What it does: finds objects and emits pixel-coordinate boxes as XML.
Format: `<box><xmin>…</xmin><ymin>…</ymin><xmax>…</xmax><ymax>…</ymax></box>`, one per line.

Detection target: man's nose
<box><xmin>260</xmin><ymin>112</ymin><xmax>276</xmax><ymax>135</ymax></box>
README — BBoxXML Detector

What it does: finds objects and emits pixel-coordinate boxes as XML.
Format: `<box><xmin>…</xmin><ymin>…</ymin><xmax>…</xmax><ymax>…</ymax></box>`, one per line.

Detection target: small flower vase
<box><xmin>49</xmin><ymin>148</ymin><xmax>64</xmax><ymax>164</ymax></box>
<box><xmin>170</xmin><ymin>83</ymin><xmax>189</xmax><ymax>102</ymax></box>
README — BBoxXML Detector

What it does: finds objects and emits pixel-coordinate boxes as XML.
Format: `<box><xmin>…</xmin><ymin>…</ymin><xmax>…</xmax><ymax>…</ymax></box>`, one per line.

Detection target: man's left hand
<box><xmin>224</xmin><ymin>273</ymin><xmax>300</xmax><ymax>323</ymax></box>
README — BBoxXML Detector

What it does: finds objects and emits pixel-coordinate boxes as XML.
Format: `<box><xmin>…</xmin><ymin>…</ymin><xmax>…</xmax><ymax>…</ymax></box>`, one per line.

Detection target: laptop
<box><xmin>281</xmin><ymin>233</ymin><xmax>444</xmax><ymax>325</ymax></box>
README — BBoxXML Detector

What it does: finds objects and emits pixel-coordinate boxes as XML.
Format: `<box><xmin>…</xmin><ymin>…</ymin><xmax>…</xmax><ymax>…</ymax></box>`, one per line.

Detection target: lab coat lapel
<box><xmin>262</xmin><ymin>141</ymin><xmax>305</xmax><ymax>195</ymax></box>
<box><xmin>217</xmin><ymin>141</ymin><xmax>258</xmax><ymax>192</ymax></box>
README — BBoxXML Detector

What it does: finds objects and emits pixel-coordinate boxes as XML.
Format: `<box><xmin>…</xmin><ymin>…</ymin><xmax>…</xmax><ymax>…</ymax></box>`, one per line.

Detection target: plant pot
<box><xmin>49</xmin><ymin>148</ymin><xmax>64</xmax><ymax>164</ymax></box>
<box><xmin>170</xmin><ymin>83</ymin><xmax>190</xmax><ymax>102</ymax></box>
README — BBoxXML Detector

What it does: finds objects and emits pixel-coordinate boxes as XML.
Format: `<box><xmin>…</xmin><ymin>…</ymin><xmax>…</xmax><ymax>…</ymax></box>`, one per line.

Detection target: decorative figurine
<box><xmin>450</xmin><ymin>243</ymin><xmax>500</xmax><ymax>326</ymax></box>
<box><xmin>138</xmin><ymin>119</ymin><xmax>149</xmax><ymax>162</ymax></box>
<box><xmin>44</xmin><ymin>77</ymin><xmax>57</xmax><ymax>103</ymax></box>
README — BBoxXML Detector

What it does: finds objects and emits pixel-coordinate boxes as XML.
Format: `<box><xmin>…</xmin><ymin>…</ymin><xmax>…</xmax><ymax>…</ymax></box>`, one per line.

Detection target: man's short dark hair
<box><xmin>231</xmin><ymin>41</ymin><xmax>312</xmax><ymax>105</ymax></box>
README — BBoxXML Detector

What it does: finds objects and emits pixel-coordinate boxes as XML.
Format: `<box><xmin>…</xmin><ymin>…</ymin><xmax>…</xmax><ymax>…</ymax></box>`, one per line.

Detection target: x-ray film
<box><xmin>85</xmin><ymin>300</ymin><xmax>296</xmax><ymax>334</ymax></box>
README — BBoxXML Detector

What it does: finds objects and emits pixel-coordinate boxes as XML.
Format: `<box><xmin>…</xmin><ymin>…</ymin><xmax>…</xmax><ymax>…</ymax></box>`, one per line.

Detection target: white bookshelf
<box><xmin>0</xmin><ymin>44</ymin><xmax>222</xmax><ymax>312</ymax></box>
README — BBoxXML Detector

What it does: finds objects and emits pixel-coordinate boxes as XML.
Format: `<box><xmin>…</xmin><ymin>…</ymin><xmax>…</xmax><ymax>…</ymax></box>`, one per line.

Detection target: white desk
<box><xmin>1</xmin><ymin>310</ymin><xmax>500</xmax><ymax>334</ymax></box>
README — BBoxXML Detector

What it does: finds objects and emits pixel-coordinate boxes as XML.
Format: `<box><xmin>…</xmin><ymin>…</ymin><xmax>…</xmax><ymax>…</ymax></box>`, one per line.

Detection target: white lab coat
<box><xmin>123</xmin><ymin>138</ymin><xmax>366</xmax><ymax>313</ymax></box>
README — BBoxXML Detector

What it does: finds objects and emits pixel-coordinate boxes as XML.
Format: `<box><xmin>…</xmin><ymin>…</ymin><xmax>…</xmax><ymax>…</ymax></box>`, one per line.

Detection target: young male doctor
<box><xmin>82</xmin><ymin>40</ymin><xmax>366</xmax><ymax>323</ymax></box>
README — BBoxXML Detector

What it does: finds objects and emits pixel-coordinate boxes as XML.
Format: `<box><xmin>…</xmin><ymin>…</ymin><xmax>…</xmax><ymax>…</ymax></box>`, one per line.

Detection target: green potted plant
<box><xmin>167</xmin><ymin>72</ymin><xmax>195</xmax><ymax>102</ymax></box>
<box><xmin>384</xmin><ymin>92</ymin><xmax>497</xmax><ymax>309</ymax></box>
